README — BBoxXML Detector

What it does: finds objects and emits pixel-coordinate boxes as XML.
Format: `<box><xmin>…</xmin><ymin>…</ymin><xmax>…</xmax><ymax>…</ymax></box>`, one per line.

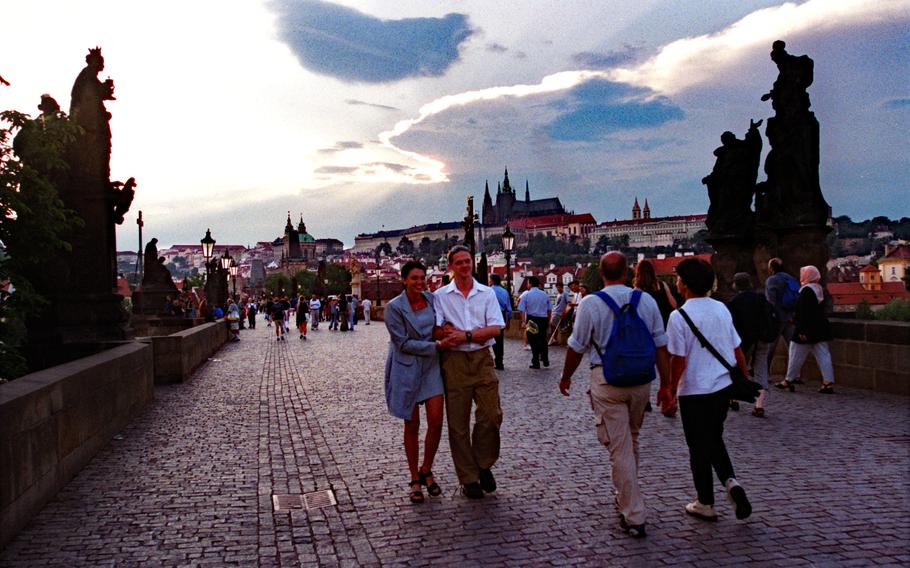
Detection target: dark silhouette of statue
<box><xmin>134</xmin><ymin>238</ymin><xmax>179</xmax><ymax>315</ymax></box>
<box><xmin>756</xmin><ymin>40</ymin><xmax>829</xmax><ymax>228</ymax></box>
<box><xmin>703</xmin><ymin>119</ymin><xmax>763</xmax><ymax>237</ymax></box>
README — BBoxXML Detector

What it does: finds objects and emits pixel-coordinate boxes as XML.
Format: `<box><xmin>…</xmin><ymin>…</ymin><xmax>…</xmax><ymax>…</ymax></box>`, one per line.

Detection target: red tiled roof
<box><xmin>599</xmin><ymin>214</ymin><xmax>706</xmax><ymax>228</ymax></box>
<box><xmin>637</xmin><ymin>254</ymin><xmax>713</xmax><ymax>277</ymax></box>
<box><xmin>506</xmin><ymin>213</ymin><xmax>597</xmax><ymax>229</ymax></box>
<box><xmin>827</xmin><ymin>281</ymin><xmax>910</xmax><ymax>305</ymax></box>
<box><xmin>859</xmin><ymin>264</ymin><xmax>880</xmax><ymax>273</ymax></box>
<box><xmin>882</xmin><ymin>245</ymin><xmax>910</xmax><ymax>260</ymax></box>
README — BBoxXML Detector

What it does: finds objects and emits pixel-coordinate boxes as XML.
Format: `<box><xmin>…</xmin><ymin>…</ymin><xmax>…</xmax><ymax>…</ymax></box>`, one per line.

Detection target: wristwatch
<box><xmin>465</xmin><ymin>330</ymin><xmax>473</xmax><ymax>344</ymax></box>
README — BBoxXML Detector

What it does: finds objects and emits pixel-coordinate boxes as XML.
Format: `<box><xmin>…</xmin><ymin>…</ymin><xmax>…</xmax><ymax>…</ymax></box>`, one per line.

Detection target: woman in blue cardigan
<box><xmin>384</xmin><ymin>260</ymin><xmax>454</xmax><ymax>503</ymax></box>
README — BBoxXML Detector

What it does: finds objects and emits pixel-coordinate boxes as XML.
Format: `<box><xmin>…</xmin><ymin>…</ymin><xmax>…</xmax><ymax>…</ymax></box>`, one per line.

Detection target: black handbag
<box><xmin>677</xmin><ymin>308</ymin><xmax>761</xmax><ymax>403</ymax></box>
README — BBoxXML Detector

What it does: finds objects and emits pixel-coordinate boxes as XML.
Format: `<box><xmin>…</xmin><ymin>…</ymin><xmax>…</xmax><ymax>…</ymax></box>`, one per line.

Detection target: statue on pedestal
<box><xmin>133</xmin><ymin>238</ymin><xmax>179</xmax><ymax>315</ymax></box>
<box><xmin>703</xmin><ymin>119</ymin><xmax>763</xmax><ymax>238</ymax></box>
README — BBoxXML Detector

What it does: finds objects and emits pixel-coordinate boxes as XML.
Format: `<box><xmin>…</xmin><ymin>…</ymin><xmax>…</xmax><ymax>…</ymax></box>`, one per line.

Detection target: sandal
<box><xmin>818</xmin><ymin>382</ymin><xmax>835</xmax><ymax>394</ymax></box>
<box><xmin>408</xmin><ymin>480</ymin><xmax>424</xmax><ymax>504</ymax></box>
<box><xmin>751</xmin><ymin>407</ymin><xmax>765</xmax><ymax>418</ymax></box>
<box><xmin>774</xmin><ymin>380</ymin><xmax>795</xmax><ymax>392</ymax></box>
<box><xmin>419</xmin><ymin>469</ymin><xmax>442</xmax><ymax>497</ymax></box>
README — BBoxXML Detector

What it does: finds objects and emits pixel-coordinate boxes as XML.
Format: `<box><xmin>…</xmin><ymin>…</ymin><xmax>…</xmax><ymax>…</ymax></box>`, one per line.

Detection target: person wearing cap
<box><xmin>727</xmin><ymin>272</ymin><xmax>772</xmax><ymax>417</ymax></box>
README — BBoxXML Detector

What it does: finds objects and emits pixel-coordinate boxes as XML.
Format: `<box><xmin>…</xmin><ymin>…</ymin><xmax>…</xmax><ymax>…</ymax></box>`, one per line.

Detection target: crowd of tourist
<box><xmin>381</xmin><ymin>249</ymin><xmax>833</xmax><ymax>540</ymax></box>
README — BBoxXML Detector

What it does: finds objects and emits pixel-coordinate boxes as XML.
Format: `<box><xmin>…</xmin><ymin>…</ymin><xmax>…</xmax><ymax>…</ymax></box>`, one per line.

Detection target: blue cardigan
<box><xmin>383</xmin><ymin>291</ymin><xmax>442</xmax><ymax>419</ymax></box>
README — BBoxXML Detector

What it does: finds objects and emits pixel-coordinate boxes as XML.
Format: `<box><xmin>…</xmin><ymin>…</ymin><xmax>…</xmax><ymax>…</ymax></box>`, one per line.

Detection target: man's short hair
<box><xmin>569</xmin><ymin>280</ymin><xmax>579</xmax><ymax>286</ymax></box>
<box><xmin>447</xmin><ymin>245</ymin><xmax>471</xmax><ymax>264</ymax></box>
<box><xmin>676</xmin><ymin>258</ymin><xmax>715</xmax><ymax>295</ymax></box>
<box><xmin>768</xmin><ymin>257</ymin><xmax>784</xmax><ymax>273</ymax></box>
<box><xmin>556</xmin><ymin>282</ymin><xmax>564</xmax><ymax>288</ymax></box>
<box><xmin>732</xmin><ymin>272</ymin><xmax>753</xmax><ymax>292</ymax></box>
<box><xmin>528</xmin><ymin>276</ymin><xmax>540</xmax><ymax>287</ymax></box>
<box><xmin>490</xmin><ymin>274</ymin><xmax>502</xmax><ymax>285</ymax></box>
<box><xmin>600</xmin><ymin>252</ymin><xmax>627</xmax><ymax>281</ymax></box>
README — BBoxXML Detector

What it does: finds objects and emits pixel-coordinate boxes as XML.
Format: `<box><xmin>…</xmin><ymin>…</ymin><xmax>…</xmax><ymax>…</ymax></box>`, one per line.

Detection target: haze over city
<box><xmin>2</xmin><ymin>0</ymin><xmax>907</xmax><ymax>249</ymax></box>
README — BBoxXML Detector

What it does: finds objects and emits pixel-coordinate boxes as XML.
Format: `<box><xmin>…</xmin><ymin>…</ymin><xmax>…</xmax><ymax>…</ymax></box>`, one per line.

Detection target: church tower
<box><xmin>482</xmin><ymin>180</ymin><xmax>494</xmax><ymax>225</ymax></box>
<box><xmin>643</xmin><ymin>199</ymin><xmax>651</xmax><ymax>219</ymax></box>
<box><xmin>525</xmin><ymin>180</ymin><xmax>530</xmax><ymax>202</ymax></box>
<box><xmin>284</xmin><ymin>211</ymin><xmax>301</xmax><ymax>259</ymax></box>
<box><xmin>498</xmin><ymin>167</ymin><xmax>516</xmax><ymax>223</ymax></box>
<box><xmin>632</xmin><ymin>197</ymin><xmax>641</xmax><ymax>220</ymax></box>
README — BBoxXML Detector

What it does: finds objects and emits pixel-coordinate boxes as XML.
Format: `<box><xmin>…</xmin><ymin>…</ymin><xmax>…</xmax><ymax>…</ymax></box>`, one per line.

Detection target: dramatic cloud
<box><xmin>317</xmin><ymin>141</ymin><xmax>364</xmax><ymax>154</ymax></box>
<box><xmin>572</xmin><ymin>46</ymin><xmax>640</xmax><ymax>68</ymax></box>
<box><xmin>612</xmin><ymin>0</ymin><xmax>908</xmax><ymax>95</ymax></box>
<box><xmin>345</xmin><ymin>99</ymin><xmax>399</xmax><ymax>111</ymax></box>
<box><xmin>546</xmin><ymin>80</ymin><xmax>684</xmax><ymax>141</ymax></box>
<box><xmin>270</xmin><ymin>0</ymin><xmax>473</xmax><ymax>82</ymax></box>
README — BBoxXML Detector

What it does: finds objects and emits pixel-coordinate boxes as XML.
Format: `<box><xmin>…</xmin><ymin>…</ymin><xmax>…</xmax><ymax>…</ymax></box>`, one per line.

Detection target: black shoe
<box><xmin>644</xmin><ymin>401</ymin><xmax>653</xmax><ymax>412</ymax></box>
<box><xmin>529</xmin><ymin>364</ymin><xmax>540</xmax><ymax>369</ymax></box>
<box><xmin>542</xmin><ymin>360</ymin><xmax>549</xmax><ymax>368</ymax></box>
<box><xmin>462</xmin><ymin>482</ymin><xmax>484</xmax><ymax>499</ymax></box>
<box><xmin>729</xmin><ymin>400</ymin><xmax>740</xmax><ymax>411</ymax></box>
<box><xmin>478</xmin><ymin>468</ymin><xmax>496</xmax><ymax>493</ymax></box>
<box><xmin>619</xmin><ymin>515</ymin><xmax>647</xmax><ymax>539</ymax></box>
<box><xmin>495</xmin><ymin>364</ymin><xmax>505</xmax><ymax>370</ymax></box>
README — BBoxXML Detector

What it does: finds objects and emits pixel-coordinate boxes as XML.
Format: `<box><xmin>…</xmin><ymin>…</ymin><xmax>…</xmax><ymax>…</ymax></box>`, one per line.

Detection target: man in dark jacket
<box><xmin>728</xmin><ymin>273</ymin><xmax>772</xmax><ymax>416</ymax></box>
<box><xmin>764</xmin><ymin>258</ymin><xmax>796</xmax><ymax>376</ymax></box>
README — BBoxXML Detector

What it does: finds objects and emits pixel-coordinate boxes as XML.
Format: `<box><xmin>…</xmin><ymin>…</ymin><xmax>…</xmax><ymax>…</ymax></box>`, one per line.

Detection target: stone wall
<box><xmin>771</xmin><ymin>320</ymin><xmax>909</xmax><ymax>395</ymax></box>
<box><xmin>143</xmin><ymin>320</ymin><xmax>231</xmax><ymax>384</ymax></box>
<box><xmin>0</xmin><ymin>342</ymin><xmax>154</xmax><ymax>548</ymax></box>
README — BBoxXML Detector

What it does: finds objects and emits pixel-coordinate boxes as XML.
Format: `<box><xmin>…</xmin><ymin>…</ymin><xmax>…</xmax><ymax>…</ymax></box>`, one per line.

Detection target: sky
<box><xmin>1</xmin><ymin>0</ymin><xmax>908</xmax><ymax>250</ymax></box>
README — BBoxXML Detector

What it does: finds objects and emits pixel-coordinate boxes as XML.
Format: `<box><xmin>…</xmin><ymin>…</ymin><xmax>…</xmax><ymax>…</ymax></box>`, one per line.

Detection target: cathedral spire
<box><xmin>497</xmin><ymin>181</ymin><xmax>502</xmax><ymax>194</ymax></box>
<box><xmin>502</xmin><ymin>167</ymin><xmax>512</xmax><ymax>193</ymax></box>
<box><xmin>285</xmin><ymin>211</ymin><xmax>294</xmax><ymax>231</ymax></box>
<box><xmin>525</xmin><ymin>180</ymin><xmax>530</xmax><ymax>202</ymax></box>
<box><xmin>643</xmin><ymin>199</ymin><xmax>651</xmax><ymax>219</ymax></box>
<box><xmin>632</xmin><ymin>197</ymin><xmax>641</xmax><ymax>220</ymax></box>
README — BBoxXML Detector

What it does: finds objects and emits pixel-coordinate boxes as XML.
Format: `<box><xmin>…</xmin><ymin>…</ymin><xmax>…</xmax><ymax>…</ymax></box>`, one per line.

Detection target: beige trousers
<box><xmin>589</xmin><ymin>369</ymin><xmax>650</xmax><ymax>525</ymax></box>
<box><xmin>441</xmin><ymin>349</ymin><xmax>503</xmax><ymax>484</ymax></box>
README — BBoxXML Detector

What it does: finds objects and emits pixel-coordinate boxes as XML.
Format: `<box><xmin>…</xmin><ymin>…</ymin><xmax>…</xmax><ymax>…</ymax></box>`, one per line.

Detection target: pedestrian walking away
<box><xmin>559</xmin><ymin>252</ymin><xmax>671</xmax><ymax>539</ymax></box>
<box><xmin>764</xmin><ymin>257</ymin><xmax>798</xmax><ymax>377</ymax></box>
<box><xmin>433</xmin><ymin>246</ymin><xmax>506</xmax><ymax>499</ymax></box>
<box><xmin>776</xmin><ymin>265</ymin><xmax>835</xmax><ymax>394</ymax></box>
<box><xmin>272</xmin><ymin>302</ymin><xmax>286</xmax><ymax>341</ymax></box>
<box><xmin>727</xmin><ymin>272</ymin><xmax>775</xmax><ymax>416</ymax></box>
<box><xmin>384</xmin><ymin>261</ymin><xmax>455</xmax><ymax>504</ymax></box>
<box><xmin>548</xmin><ymin>282</ymin><xmax>569</xmax><ymax>346</ymax></box>
<box><xmin>362</xmin><ymin>297</ymin><xmax>372</xmax><ymax>325</ymax></box>
<box><xmin>518</xmin><ymin>276</ymin><xmax>551</xmax><ymax>369</ymax></box>
<box><xmin>296</xmin><ymin>294</ymin><xmax>308</xmax><ymax>340</ymax></box>
<box><xmin>489</xmin><ymin>274</ymin><xmax>512</xmax><ymax>370</ymax></box>
<box><xmin>666</xmin><ymin>258</ymin><xmax>752</xmax><ymax>523</ymax></box>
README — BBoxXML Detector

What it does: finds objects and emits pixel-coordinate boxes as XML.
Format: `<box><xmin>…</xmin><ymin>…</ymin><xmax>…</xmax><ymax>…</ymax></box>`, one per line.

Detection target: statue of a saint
<box><xmin>702</xmin><ymin>119</ymin><xmax>763</xmax><ymax>237</ymax></box>
<box><xmin>69</xmin><ymin>47</ymin><xmax>116</xmax><ymax>181</ymax></box>
<box><xmin>760</xmin><ymin>40</ymin><xmax>813</xmax><ymax>118</ymax></box>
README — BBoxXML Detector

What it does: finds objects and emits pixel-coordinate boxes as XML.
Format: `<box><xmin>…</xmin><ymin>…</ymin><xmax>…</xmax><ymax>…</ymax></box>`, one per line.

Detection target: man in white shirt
<box><xmin>435</xmin><ymin>246</ymin><xmax>506</xmax><ymax>499</ymax></box>
<box><xmin>666</xmin><ymin>257</ymin><xmax>752</xmax><ymax>523</ymax></box>
<box><xmin>309</xmin><ymin>295</ymin><xmax>321</xmax><ymax>330</ymax></box>
<box><xmin>361</xmin><ymin>298</ymin><xmax>372</xmax><ymax>324</ymax></box>
<box><xmin>559</xmin><ymin>252</ymin><xmax>671</xmax><ymax>539</ymax></box>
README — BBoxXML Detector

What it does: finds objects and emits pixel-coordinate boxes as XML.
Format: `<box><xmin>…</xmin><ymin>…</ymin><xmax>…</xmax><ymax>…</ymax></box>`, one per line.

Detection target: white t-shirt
<box><xmin>667</xmin><ymin>296</ymin><xmax>740</xmax><ymax>396</ymax></box>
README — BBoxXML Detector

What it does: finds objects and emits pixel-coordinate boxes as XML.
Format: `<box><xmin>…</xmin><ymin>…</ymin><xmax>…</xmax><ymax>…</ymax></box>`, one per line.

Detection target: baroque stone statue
<box><xmin>703</xmin><ymin>119</ymin><xmax>763</xmax><ymax>238</ymax></box>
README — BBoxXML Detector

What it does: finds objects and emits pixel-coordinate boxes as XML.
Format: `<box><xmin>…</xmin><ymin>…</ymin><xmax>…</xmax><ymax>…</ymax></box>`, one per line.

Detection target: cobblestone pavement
<box><xmin>2</xmin><ymin>320</ymin><xmax>908</xmax><ymax>567</ymax></box>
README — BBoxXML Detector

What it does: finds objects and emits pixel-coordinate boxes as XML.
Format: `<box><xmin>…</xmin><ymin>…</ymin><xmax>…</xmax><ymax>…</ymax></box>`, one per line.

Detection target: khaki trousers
<box><xmin>589</xmin><ymin>369</ymin><xmax>650</xmax><ymax>525</ymax></box>
<box><xmin>441</xmin><ymin>349</ymin><xmax>503</xmax><ymax>484</ymax></box>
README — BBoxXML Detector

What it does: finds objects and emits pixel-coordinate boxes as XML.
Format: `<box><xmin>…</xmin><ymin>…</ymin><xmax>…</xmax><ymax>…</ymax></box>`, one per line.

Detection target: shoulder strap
<box><xmin>677</xmin><ymin>308</ymin><xmax>735</xmax><ymax>371</ymax></box>
<box><xmin>594</xmin><ymin>290</ymin><xmax>621</xmax><ymax>315</ymax></box>
<box><xmin>629</xmin><ymin>289</ymin><xmax>642</xmax><ymax>312</ymax></box>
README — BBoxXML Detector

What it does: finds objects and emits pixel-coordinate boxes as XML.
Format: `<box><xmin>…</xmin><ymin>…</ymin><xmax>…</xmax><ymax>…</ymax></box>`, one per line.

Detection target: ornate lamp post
<box><xmin>502</xmin><ymin>224</ymin><xmax>515</xmax><ymax>296</ymax></box>
<box><xmin>229</xmin><ymin>258</ymin><xmax>238</xmax><ymax>300</ymax></box>
<box><xmin>200</xmin><ymin>228</ymin><xmax>216</xmax><ymax>279</ymax></box>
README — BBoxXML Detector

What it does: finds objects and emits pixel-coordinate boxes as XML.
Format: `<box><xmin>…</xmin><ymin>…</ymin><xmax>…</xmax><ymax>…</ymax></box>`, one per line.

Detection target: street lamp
<box><xmin>502</xmin><ymin>224</ymin><xmax>515</xmax><ymax>296</ymax></box>
<box><xmin>200</xmin><ymin>228</ymin><xmax>216</xmax><ymax>278</ymax></box>
<box><xmin>229</xmin><ymin>258</ymin><xmax>238</xmax><ymax>299</ymax></box>
<box><xmin>220</xmin><ymin>249</ymin><xmax>232</xmax><ymax>271</ymax></box>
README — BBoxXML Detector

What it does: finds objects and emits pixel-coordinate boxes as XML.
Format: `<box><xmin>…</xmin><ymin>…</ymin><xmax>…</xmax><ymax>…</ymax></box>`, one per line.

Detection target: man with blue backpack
<box><xmin>764</xmin><ymin>258</ymin><xmax>799</xmax><ymax>375</ymax></box>
<box><xmin>559</xmin><ymin>252</ymin><xmax>671</xmax><ymax>539</ymax></box>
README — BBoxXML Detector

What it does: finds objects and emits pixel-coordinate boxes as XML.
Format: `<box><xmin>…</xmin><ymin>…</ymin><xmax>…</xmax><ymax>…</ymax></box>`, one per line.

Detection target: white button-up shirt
<box><xmin>434</xmin><ymin>280</ymin><xmax>505</xmax><ymax>352</ymax></box>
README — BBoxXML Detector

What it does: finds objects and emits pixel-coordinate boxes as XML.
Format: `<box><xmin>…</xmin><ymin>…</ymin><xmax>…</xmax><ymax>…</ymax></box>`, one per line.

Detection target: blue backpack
<box><xmin>780</xmin><ymin>273</ymin><xmax>801</xmax><ymax>311</ymax></box>
<box><xmin>592</xmin><ymin>290</ymin><xmax>657</xmax><ymax>386</ymax></box>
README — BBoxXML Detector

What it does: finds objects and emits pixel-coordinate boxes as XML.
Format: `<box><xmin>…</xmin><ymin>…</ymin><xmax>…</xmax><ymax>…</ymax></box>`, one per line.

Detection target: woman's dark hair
<box><xmin>632</xmin><ymin>260</ymin><xmax>659</xmax><ymax>292</ymax></box>
<box><xmin>676</xmin><ymin>258</ymin><xmax>715</xmax><ymax>295</ymax></box>
<box><xmin>401</xmin><ymin>260</ymin><xmax>427</xmax><ymax>279</ymax></box>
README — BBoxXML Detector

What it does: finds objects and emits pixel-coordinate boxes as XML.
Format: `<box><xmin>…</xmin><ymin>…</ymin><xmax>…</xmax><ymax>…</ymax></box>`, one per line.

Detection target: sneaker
<box><xmin>478</xmin><ymin>468</ymin><xmax>497</xmax><ymax>493</ymax></box>
<box><xmin>462</xmin><ymin>482</ymin><xmax>484</xmax><ymax>499</ymax></box>
<box><xmin>524</xmin><ymin>345</ymin><xmax>531</xmax><ymax>351</ymax></box>
<box><xmin>685</xmin><ymin>500</ymin><xmax>718</xmax><ymax>522</ymax></box>
<box><xmin>725</xmin><ymin>479</ymin><xmax>752</xmax><ymax>520</ymax></box>
<box><xmin>729</xmin><ymin>400</ymin><xmax>740</xmax><ymax>411</ymax></box>
<box><xmin>619</xmin><ymin>515</ymin><xmax>647</xmax><ymax>539</ymax></box>
<box><xmin>303</xmin><ymin>336</ymin><xmax>307</xmax><ymax>341</ymax></box>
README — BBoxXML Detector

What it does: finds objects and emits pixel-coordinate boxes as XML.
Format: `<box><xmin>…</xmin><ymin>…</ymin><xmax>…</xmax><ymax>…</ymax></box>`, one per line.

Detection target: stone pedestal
<box><xmin>753</xmin><ymin>224</ymin><xmax>831</xmax><ymax>288</ymax></box>
<box><xmin>707</xmin><ymin>234</ymin><xmax>757</xmax><ymax>302</ymax></box>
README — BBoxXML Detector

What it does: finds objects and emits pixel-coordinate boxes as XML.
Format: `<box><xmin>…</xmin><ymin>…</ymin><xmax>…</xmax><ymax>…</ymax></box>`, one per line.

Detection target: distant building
<box><xmin>481</xmin><ymin>168</ymin><xmax>566</xmax><ymax>226</ymax></box>
<box><xmin>592</xmin><ymin>198</ymin><xmax>707</xmax><ymax>249</ymax></box>
<box><xmin>315</xmin><ymin>238</ymin><xmax>344</xmax><ymax>256</ymax></box>
<box><xmin>828</xmin><ymin>264</ymin><xmax>909</xmax><ymax>313</ymax></box>
<box><xmin>504</xmin><ymin>213</ymin><xmax>597</xmax><ymax>245</ymax></box>
<box><xmin>878</xmin><ymin>243</ymin><xmax>910</xmax><ymax>283</ymax></box>
<box><xmin>352</xmin><ymin>221</ymin><xmax>480</xmax><ymax>254</ymax></box>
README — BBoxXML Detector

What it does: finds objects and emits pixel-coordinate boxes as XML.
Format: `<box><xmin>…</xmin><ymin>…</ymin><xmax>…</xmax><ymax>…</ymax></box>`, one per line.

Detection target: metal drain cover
<box><xmin>272</xmin><ymin>490</ymin><xmax>336</xmax><ymax>512</ymax></box>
